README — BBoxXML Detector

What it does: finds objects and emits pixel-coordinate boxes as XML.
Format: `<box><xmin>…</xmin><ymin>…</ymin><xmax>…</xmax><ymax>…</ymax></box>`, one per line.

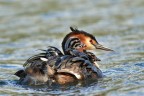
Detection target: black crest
<box><xmin>70</xmin><ymin>26</ymin><xmax>80</xmax><ymax>32</ymax></box>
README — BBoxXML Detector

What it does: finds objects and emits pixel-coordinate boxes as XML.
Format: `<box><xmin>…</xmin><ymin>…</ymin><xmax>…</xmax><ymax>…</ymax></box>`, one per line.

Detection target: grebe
<box><xmin>15</xmin><ymin>27</ymin><xmax>113</xmax><ymax>85</ymax></box>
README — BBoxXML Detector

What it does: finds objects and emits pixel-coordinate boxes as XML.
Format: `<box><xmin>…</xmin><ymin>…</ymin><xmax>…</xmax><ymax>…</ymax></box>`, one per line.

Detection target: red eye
<box><xmin>90</xmin><ymin>40</ymin><xmax>93</xmax><ymax>43</ymax></box>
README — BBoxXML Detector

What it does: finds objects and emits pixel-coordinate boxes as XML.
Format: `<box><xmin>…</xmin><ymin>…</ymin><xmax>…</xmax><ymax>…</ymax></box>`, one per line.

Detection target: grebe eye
<box><xmin>90</xmin><ymin>40</ymin><xmax>93</xmax><ymax>43</ymax></box>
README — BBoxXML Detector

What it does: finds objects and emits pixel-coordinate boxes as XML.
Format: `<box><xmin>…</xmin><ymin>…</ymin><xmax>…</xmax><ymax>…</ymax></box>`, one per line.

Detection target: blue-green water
<box><xmin>0</xmin><ymin>0</ymin><xmax>144</xmax><ymax>96</ymax></box>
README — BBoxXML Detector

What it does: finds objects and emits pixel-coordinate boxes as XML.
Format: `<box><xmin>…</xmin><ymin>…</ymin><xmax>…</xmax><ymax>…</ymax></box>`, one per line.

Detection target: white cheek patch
<box><xmin>94</xmin><ymin>61</ymin><xmax>99</xmax><ymax>68</ymax></box>
<box><xmin>85</xmin><ymin>38</ymin><xmax>95</xmax><ymax>50</ymax></box>
<box><xmin>40</xmin><ymin>57</ymin><xmax>48</xmax><ymax>61</ymax></box>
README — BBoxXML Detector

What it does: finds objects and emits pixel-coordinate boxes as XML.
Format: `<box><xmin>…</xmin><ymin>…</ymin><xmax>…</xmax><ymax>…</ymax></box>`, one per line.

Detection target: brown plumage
<box><xmin>15</xmin><ymin>47</ymin><xmax>102</xmax><ymax>85</ymax></box>
<box><xmin>14</xmin><ymin>27</ymin><xmax>113</xmax><ymax>85</ymax></box>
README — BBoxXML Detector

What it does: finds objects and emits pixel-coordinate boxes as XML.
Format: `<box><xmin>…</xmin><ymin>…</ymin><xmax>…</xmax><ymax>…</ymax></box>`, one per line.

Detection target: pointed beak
<box><xmin>94</xmin><ymin>44</ymin><xmax>114</xmax><ymax>51</ymax></box>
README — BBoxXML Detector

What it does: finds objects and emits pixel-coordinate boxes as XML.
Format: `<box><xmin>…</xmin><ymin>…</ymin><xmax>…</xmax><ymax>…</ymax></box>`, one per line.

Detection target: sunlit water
<box><xmin>0</xmin><ymin>0</ymin><xmax>144</xmax><ymax>96</ymax></box>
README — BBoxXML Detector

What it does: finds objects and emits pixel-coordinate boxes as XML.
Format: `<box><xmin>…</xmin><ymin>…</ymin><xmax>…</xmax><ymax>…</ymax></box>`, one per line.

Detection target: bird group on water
<box><xmin>15</xmin><ymin>27</ymin><xmax>113</xmax><ymax>85</ymax></box>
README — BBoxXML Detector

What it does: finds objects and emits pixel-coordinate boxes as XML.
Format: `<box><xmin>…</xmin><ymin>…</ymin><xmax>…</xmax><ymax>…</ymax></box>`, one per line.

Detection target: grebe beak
<box><xmin>94</xmin><ymin>44</ymin><xmax>114</xmax><ymax>51</ymax></box>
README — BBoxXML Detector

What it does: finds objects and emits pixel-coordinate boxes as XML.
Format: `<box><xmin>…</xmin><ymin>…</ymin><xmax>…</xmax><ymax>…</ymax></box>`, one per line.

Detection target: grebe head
<box><xmin>62</xmin><ymin>27</ymin><xmax>113</xmax><ymax>54</ymax></box>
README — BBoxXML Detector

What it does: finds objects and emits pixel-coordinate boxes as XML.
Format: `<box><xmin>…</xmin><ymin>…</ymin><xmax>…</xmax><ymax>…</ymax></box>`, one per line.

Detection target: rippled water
<box><xmin>0</xmin><ymin>0</ymin><xmax>144</xmax><ymax>96</ymax></box>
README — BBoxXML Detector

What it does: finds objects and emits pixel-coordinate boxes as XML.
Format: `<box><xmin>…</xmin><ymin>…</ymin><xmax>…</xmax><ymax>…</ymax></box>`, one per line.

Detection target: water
<box><xmin>0</xmin><ymin>0</ymin><xmax>144</xmax><ymax>96</ymax></box>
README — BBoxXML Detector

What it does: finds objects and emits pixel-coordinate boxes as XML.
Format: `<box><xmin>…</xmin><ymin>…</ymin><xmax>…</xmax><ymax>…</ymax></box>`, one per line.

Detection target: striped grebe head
<box><xmin>62</xmin><ymin>27</ymin><xmax>113</xmax><ymax>54</ymax></box>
